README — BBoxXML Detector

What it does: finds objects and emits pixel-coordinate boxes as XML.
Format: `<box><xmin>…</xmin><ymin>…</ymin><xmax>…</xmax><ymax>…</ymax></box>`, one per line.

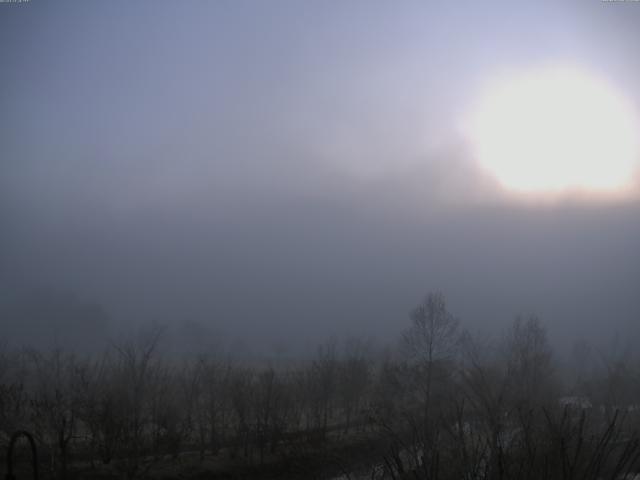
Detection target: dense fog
<box><xmin>2</xmin><ymin>1</ymin><xmax>640</xmax><ymax>478</ymax></box>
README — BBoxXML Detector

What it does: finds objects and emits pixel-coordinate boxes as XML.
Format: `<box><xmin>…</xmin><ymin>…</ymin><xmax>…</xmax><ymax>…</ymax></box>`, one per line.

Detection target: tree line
<box><xmin>2</xmin><ymin>293</ymin><xmax>640</xmax><ymax>479</ymax></box>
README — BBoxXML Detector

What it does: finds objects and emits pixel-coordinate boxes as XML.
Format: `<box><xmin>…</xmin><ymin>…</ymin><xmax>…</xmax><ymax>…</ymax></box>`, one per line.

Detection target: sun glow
<box><xmin>468</xmin><ymin>67</ymin><xmax>639</xmax><ymax>194</ymax></box>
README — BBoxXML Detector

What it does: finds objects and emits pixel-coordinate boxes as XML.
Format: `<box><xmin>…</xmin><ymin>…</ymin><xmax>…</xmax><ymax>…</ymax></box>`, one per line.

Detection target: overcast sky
<box><xmin>1</xmin><ymin>1</ymin><xmax>639</xmax><ymax>353</ymax></box>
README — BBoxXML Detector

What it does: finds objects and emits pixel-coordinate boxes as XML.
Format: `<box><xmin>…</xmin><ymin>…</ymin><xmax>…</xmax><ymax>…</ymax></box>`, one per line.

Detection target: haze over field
<box><xmin>2</xmin><ymin>1</ymin><xmax>640</xmax><ymax>353</ymax></box>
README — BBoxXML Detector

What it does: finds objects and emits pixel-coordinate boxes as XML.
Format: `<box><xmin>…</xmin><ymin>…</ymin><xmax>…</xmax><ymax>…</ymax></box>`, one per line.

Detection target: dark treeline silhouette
<box><xmin>2</xmin><ymin>293</ymin><xmax>640</xmax><ymax>480</ymax></box>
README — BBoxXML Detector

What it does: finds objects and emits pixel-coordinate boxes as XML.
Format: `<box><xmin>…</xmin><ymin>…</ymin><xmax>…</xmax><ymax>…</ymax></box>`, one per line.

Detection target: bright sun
<box><xmin>468</xmin><ymin>67</ymin><xmax>639</xmax><ymax>193</ymax></box>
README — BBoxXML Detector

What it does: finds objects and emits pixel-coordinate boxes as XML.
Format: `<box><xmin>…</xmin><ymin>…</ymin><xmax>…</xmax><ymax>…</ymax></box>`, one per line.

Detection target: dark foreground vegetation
<box><xmin>3</xmin><ymin>293</ymin><xmax>640</xmax><ymax>479</ymax></box>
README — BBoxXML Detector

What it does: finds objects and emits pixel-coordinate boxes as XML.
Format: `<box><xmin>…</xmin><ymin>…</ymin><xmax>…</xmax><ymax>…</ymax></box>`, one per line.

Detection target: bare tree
<box><xmin>308</xmin><ymin>339</ymin><xmax>338</xmax><ymax>442</ymax></box>
<box><xmin>77</xmin><ymin>352</ymin><xmax>125</xmax><ymax>465</ymax></box>
<box><xmin>29</xmin><ymin>349</ymin><xmax>81</xmax><ymax>480</ymax></box>
<box><xmin>402</xmin><ymin>292</ymin><xmax>460</xmax><ymax>441</ymax></box>
<box><xmin>504</xmin><ymin>315</ymin><xmax>555</xmax><ymax>409</ymax></box>
<box><xmin>111</xmin><ymin>326</ymin><xmax>164</xmax><ymax>479</ymax></box>
<box><xmin>338</xmin><ymin>338</ymin><xmax>371</xmax><ymax>434</ymax></box>
<box><xmin>0</xmin><ymin>347</ymin><xmax>30</xmax><ymax>459</ymax></box>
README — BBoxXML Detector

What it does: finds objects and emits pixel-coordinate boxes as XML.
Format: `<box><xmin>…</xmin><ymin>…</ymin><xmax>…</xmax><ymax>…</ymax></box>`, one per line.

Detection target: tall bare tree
<box><xmin>402</xmin><ymin>292</ymin><xmax>460</xmax><ymax>438</ymax></box>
